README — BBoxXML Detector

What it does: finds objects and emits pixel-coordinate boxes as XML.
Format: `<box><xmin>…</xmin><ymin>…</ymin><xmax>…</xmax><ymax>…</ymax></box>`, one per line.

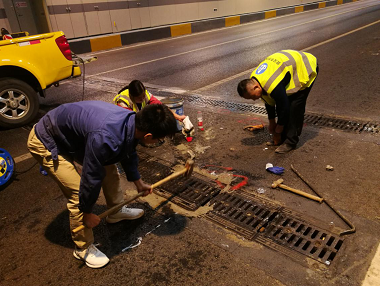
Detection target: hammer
<box><xmin>72</xmin><ymin>159</ymin><xmax>194</xmax><ymax>233</ymax></box>
<box><xmin>271</xmin><ymin>178</ymin><xmax>323</xmax><ymax>203</ymax></box>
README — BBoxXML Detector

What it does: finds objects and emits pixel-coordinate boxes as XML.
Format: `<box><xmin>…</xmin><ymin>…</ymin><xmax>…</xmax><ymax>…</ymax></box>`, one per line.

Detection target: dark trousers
<box><xmin>282</xmin><ymin>87</ymin><xmax>312</xmax><ymax>146</ymax></box>
<box><xmin>282</xmin><ymin>70</ymin><xmax>318</xmax><ymax>146</ymax></box>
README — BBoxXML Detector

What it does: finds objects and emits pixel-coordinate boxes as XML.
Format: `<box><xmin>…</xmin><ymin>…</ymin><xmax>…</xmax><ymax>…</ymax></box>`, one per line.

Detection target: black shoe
<box><xmin>275</xmin><ymin>143</ymin><xmax>295</xmax><ymax>154</ymax></box>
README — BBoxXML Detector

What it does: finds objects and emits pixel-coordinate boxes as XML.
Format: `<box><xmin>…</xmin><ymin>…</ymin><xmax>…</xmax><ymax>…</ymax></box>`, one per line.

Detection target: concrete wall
<box><xmin>44</xmin><ymin>0</ymin><xmax>335</xmax><ymax>39</ymax></box>
<box><xmin>0</xmin><ymin>0</ymin><xmax>356</xmax><ymax>53</ymax></box>
<box><xmin>0</xmin><ymin>1</ymin><xmax>10</xmax><ymax>32</ymax></box>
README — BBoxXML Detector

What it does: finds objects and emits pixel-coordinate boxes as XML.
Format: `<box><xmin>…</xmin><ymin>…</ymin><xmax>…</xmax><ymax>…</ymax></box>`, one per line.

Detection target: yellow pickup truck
<box><xmin>0</xmin><ymin>31</ymin><xmax>81</xmax><ymax>128</ymax></box>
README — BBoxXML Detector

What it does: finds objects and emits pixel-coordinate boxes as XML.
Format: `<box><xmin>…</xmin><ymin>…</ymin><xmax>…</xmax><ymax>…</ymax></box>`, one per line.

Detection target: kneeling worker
<box><xmin>114</xmin><ymin>79</ymin><xmax>186</xmax><ymax>122</ymax></box>
<box><xmin>237</xmin><ymin>50</ymin><xmax>318</xmax><ymax>153</ymax></box>
<box><xmin>27</xmin><ymin>102</ymin><xmax>178</xmax><ymax>268</ymax></box>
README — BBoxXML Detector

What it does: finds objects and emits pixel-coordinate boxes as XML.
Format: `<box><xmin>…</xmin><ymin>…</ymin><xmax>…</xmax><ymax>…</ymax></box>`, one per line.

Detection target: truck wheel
<box><xmin>0</xmin><ymin>78</ymin><xmax>40</xmax><ymax>128</ymax></box>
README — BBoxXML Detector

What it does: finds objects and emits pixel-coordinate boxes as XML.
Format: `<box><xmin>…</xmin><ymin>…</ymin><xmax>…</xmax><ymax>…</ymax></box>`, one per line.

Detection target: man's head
<box><xmin>1</xmin><ymin>28</ymin><xmax>9</xmax><ymax>36</ymax></box>
<box><xmin>237</xmin><ymin>78</ymin><xmax>263</xmax><ymax>101</ymax></box>
<box><xmin>135</xmin><ymin>104</ymin><xmax>178</xmax><ymax>145</ymax></box>
<box><xmin>129</xmin><ymin>80</ymin><xmax>146</xmax><ymax>104</ymax></box>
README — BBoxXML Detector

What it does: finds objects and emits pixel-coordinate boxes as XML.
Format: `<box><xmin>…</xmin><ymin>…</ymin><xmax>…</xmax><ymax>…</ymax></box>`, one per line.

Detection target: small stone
<box><xmin>326</xmin><ymin>165</ymin><xmax>334</xmax><ymax>171</ymax></box>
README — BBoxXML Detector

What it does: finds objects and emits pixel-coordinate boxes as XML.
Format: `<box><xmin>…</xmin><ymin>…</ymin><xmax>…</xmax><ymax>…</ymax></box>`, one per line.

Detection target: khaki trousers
<box><xmin>27</xmin><ymin>127</ymin><xmax>123</xmax><ymax>249</ymax></box>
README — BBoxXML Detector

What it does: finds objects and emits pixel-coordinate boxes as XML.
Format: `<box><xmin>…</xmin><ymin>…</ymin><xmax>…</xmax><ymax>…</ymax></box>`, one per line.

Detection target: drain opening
<box><xmin>187</xmin><ymin>95</ymin><xmax>379</xmax><ymax>134</ymax></box>
<box><xmin>206</xmin><ymin>192</ymin><xmax>344</xmax><ymax>265</ymax></box>
<box><xmin>121</xmin><ymin>154</ymin><xmax>344</xmax><ymax>266</ymax></box>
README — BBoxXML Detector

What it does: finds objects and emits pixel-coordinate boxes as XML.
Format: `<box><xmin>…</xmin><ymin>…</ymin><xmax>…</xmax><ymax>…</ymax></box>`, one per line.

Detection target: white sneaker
<box><xmin>73</xmin><ymin>244</ymin><xmax>109</xmax><ymax>268</ymax></box>
<box><xmin>106</xmin><ymin>206</ymin><xmax>144</xmax><ymax>223</ymax></box>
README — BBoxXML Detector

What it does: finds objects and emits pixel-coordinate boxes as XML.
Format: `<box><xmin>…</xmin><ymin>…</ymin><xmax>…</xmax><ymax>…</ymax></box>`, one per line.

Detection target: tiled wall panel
<box><xmin>198</xmin><ymin>2</ymin><xmax>220</xmax><ymax>19</ymax></box>
<box><xmin>1</xmin><ymin>0</ymin><xmax>356</xmax><ymax>40</ymax></box>
<box><xmin>218</xmin><ymin>0</ymin><xmax>236</xmax><ymax>17</ymax></box>
<box><xmin>110</xmin><ymin>9</ymin><xmax>131</xmax><ymax>32</ymax></box>
<box><xmin>149</xmin><ymin>5</ymin><xmax>177</xmax><ymax>27</ymax></box>
<box><xmin>175</xmin><ymin>3</ymin><xmax>199</xmax><ymax>23</ymax></box>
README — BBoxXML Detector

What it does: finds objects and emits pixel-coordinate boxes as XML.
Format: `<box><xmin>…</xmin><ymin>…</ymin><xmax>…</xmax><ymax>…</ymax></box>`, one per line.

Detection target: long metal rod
<box><xmin>291</xmin><ymin>164</ymin><xmax>356</xmax><ymax>236</ymax></box>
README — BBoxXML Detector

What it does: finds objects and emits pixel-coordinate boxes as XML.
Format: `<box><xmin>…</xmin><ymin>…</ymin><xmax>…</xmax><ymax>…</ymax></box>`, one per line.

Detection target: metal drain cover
<box><xmin>187</xmin><ymin>95</ymin><xmax>379</xmax><ymax>134</ymax></box>
<box><xmin>119</xmin><ymin>153</ymin><xmax>344</xmax><ymax>265</ymax></box>
<box><xmin>206</xmin><ymin>191</ymin><xmax>343</xmax><ymax>266</ymax></box>
<box><xmin>119</xmin><ymin>154</ymin><xmax>221</xmax><ymax>211</ymax></box>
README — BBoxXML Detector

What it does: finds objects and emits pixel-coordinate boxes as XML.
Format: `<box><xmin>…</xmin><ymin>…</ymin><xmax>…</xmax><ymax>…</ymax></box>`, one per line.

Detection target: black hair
<box><xmin>237</xmin><ymin>79</ymin><xmax>252</xmax><ymax>97</ymax></box>
<box><xmin>118</xmin><ymin>80</ymin><xmax>146</xmax><ymax>97</ymax></box>
<box><xmin>135</xmin><ymin>104</ymin><xmax>178</xmax><ymax>138</ymax></box>
<box><xmin>1</xmin><ymin>28</ymin><xmax>10</xmax><ymax>36</ymax></box>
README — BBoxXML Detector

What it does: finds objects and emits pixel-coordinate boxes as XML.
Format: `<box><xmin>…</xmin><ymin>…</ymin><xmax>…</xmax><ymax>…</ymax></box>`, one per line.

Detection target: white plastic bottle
<box><xmin>197</xmin><ymin>111</ymin><xmax>204</xmax><ymax>131</ymax></box>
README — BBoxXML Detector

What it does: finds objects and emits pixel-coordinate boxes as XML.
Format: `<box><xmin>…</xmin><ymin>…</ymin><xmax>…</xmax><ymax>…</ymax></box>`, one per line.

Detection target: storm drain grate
<box><xmin>187</xmin><ymin>95</ymin><xmax>267</xmax><ymax>114</ymax></box>
<box><xmin>257</xmin><ymin>212</ymin><xmax>343</xmax><ymax>265</ymax></box>
<box><xmin>187</xmin><ymin>95</ymin><xmax>379</xmax><ymax>134</ymax></box>
<box><xmin>206</xmin><ymin>192</ymin><xmax>282</xmax><ymax>239</ymax></box>
<box><xmin>304</xmin><ymin>114</ymin><xmax>370</xmax><ymax>133</ymax></box>
<box><xmin>118</xmin><ymin>155</ymin><xmax>220</xmax><ymax>211</ymax></box>
<box><xmin>119</xmin><ymin>154</ymin><xmax>344</xmax><ymax>265</ymax></box>
<box><xmin>153</xmin><ymin>174</ymin><xmax>221</xmax><ymax>211</ymax></box>
<box><xmin>206</xmin><ymin>192</ymin><xmax>343</xmax><ymax>265</ymax></box>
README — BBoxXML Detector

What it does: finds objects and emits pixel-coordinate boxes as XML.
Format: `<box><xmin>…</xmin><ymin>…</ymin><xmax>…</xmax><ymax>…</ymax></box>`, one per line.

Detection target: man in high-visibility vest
<box><xmin>237</xmin><ymin>50</ymin><xmax>318</xmax><ymax>154</ymax></box>
<box><xmin>113</xmin><ymin>80</ymin><xmax>186</xmax><ymax>122</ymax></box>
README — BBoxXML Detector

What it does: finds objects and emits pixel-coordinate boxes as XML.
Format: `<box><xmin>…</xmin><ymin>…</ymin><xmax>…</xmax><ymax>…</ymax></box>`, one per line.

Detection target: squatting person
<box><xmin>237</xmin><ymin>50</ymin><xmax>318</xmax><ymax>154</ymax></box>
<box><xmin>27</xmin><ymin>101</ymin><xmax>178</xmax><ymax>268</ymax></box>
<box><xmin>113</xmin><ymin>79</ymin><xmax>186</xmax><ymax>122</ymax></box>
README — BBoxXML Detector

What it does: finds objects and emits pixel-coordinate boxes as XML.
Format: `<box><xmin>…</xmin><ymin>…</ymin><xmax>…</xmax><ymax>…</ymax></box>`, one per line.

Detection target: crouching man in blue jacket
<box><xmin>27</xmin><ymin>101</ymin><xmax>178</xmax><ymax>268</ymax></box>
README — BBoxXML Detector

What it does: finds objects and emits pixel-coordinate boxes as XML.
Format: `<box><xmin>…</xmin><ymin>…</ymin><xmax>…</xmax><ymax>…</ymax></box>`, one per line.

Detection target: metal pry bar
<box><xmin>291</xmin><ymin>164</ymin><xmax>356</xmax><ymax>236</ymax></box>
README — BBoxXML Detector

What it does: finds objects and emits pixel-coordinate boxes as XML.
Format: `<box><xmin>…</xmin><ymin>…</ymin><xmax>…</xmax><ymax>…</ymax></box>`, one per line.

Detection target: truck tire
<box><xmin>0</xmin><ymin>78</ymin><xmax>40</xmax><ymax>128</ymax></box>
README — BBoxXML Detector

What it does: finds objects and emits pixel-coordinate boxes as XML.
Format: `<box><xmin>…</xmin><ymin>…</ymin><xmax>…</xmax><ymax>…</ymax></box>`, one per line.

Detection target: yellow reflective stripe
<box><xmin>145</xmin><ymin>90</ymin><xmax>151</xmax><ymax>101</ymax></box>
<box><xmin>300</xmin><ymin>51</ymin><xmax>313</xmax><ymax>75</ymax></box>
<box><xmin>263</xmin><ymin>62</ymin><xmax>286</xmax><ymax>92</ymax></box>
<box><xmin>278</xmin><ymin>50</ymin><xmax>301</xmax><ymax>91</ymax></box>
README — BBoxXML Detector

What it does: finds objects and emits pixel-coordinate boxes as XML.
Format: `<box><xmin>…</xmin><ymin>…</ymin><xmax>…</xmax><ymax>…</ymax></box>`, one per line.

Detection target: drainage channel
<box><xmin>207</xmin><ymin>192</ymin><xmax>343</xmax><ymax>266</ymax></box>
<box><xmin>118</xmin><ymin>153</ymin><xmax>344</xmax><ymax>266</ymax></box>
<box><xmin>118</xmin><ymin>153</ymin><xmax>221</xmax><ymax>211</ymax></box>
<box><xmin>187</xmin><ymin>95</ymin><xmax>379</xmax><ymax>134</ymax></box>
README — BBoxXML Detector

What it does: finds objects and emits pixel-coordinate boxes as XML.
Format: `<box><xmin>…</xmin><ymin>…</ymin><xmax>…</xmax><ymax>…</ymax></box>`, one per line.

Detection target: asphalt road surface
<box><xmin>1</xmin><ymin>0</ymin><xmax>380</xmax><ymax>285</ymax></box>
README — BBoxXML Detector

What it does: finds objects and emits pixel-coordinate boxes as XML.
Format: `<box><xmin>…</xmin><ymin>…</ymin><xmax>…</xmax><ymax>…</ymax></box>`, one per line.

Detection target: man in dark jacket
<box><xmin>27</xmin><ymin>101</ymin><xmax>177</xmax><ymax>268</ymax></box>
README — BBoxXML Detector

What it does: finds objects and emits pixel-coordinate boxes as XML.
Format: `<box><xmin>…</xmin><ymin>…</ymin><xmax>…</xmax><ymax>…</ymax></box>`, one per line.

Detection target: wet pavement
<box><xmin>1</xmin><ymin>97</ymin><xmax>379</xmax><ymax>286</ymax></box>
<box><xmin>1</xmin><ymin>1</ymin><xmax>380</xmax><ymax>284</ymax></box>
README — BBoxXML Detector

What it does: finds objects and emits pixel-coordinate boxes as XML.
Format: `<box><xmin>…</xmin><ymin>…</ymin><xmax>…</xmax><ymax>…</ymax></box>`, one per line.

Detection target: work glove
<box><xmin>266</xmin><ymin>163</ymin><xmax>284</xmax><ymax>175</ymax></box>
<box><xmin>243</xmin><ymin>124</ymin><xmax>264</xmax><ymax>132</ymax></box>
<box><xmin>180</xmin><ymin>116</ymin><xmax>195</xmax><ymax>141</ymax></box>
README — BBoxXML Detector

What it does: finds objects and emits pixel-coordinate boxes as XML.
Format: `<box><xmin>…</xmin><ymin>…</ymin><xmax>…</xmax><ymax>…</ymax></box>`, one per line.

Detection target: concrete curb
<box><xmin>69</xmin><ymin>0</ymin><xmax>356</xmax><ymax>54</ymax></box>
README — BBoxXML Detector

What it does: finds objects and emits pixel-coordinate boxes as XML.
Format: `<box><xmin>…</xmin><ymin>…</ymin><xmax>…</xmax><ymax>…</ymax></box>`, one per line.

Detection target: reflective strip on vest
<box><xmin>113</xmin><ymin>90</ymin><xmax>151</xmax><ymax>112</ymax></box>
<box><xmin>251</xmin><ymin>50</ymin><xmax>317</xmax><ymax>106</ymax></box>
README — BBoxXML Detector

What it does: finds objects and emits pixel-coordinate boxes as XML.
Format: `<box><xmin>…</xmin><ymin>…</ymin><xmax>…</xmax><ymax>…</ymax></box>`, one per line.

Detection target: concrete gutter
<box><xmin>68</xmin><ymin>0</ymin><xmax>356</xmax><ymax>54</ymax></box>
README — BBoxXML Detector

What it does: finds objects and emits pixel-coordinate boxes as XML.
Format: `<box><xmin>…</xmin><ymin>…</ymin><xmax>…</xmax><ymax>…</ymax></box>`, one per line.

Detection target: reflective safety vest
<box><xmin>251</xmin><ymin>50</ymin><xmax>318</xmax><ymax>106</ymax></box>
<box><xmin>113</xmin><ymin>89</ymin><xmax>151</xmax><ymax>112</ymax></box>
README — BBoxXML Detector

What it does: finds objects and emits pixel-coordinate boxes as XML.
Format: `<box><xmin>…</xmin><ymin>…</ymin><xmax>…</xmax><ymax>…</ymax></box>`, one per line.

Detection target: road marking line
<box><xmin>362</xmin><ymin>243</ymin><xmax>380</xmax><ymax>286</ymax></box>
<box><xmin>193</xmin><ymin>18</ymin><xmax>380</xmax><ymax>92</ymax></box>
<box><xmin>85</xmin><ymin>3</ymin><xmax>379</xmax><ymax>79</ymax></box>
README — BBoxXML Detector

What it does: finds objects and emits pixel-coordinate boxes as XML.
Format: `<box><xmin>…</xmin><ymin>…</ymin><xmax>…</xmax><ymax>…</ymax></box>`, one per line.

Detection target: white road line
<box><xmin>193</xmin><ymin>18</ymin><xmax>380</xmax><ymax>92</ymax></box>
<box><xmin>362</xmin><ymin>243</ymin><xmax>380</xmax><ymax>286</ymax></box>
<box><xmin>85</xmin><ymin>2</ymin><xmax>379</xmax><ymax>79</ymax></box>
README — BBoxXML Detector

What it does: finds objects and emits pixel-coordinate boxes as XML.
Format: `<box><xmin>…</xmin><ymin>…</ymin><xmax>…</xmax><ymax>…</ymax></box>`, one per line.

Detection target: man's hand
<box><xmin>83</xmin><ymin>213</ymin><xmax>100</xmax><ymax>229</ymax></box>
<box><xmin>175</xmin><ymin>114</ymin><xmax>187</xmax><ymax>122</ymax></box>
<box><xmin>272</xmin><ymin>132</ymin><xmax>282</xmax><ymax>146</ymax></box>
<box><xmin>268</xmin><ymin>119</ymin><xmax>277</xmax><ymax>134</ymax></box>
<box><xmin>134</xmin><ymin>178</ymin><xmax>152</xmax><ymax>196</ymax></box>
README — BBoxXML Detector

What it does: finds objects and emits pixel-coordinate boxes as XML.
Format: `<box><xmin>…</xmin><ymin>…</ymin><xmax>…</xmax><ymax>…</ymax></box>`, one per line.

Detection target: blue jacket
<box><xmin>35</xmin><ymin>101</ymin><xmax>140</xmax><ymax>213</ymax></box>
